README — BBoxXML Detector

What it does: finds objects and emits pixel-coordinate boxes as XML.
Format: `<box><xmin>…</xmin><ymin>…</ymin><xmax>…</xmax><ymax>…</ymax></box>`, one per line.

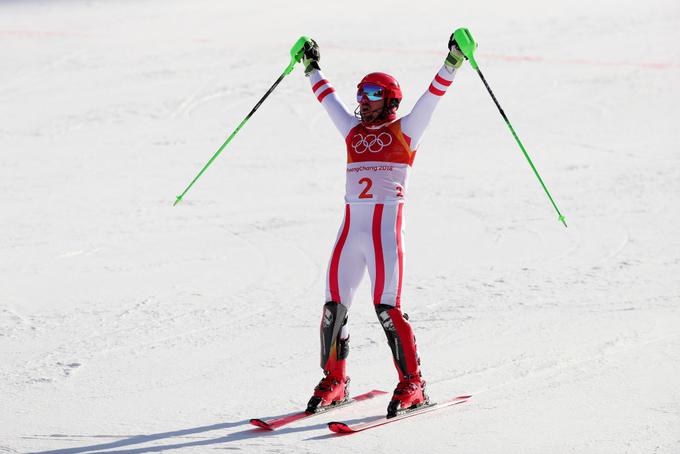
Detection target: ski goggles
<box><xmin>357</xmin><ymin>83</ymin><xmax>385</xmax><ymax>102</ymax></box>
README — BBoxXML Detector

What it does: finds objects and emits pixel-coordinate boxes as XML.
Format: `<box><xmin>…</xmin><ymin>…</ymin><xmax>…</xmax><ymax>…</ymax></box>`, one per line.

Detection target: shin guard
<box><xmin>320</xmin><ymin>301</ymin><xmax>349</xmax><ymax>377</ymax></box>
<box><xmin>375</xmin><ymin>304</ymin><xmax>421</xmax><ymax>380</ymax></box>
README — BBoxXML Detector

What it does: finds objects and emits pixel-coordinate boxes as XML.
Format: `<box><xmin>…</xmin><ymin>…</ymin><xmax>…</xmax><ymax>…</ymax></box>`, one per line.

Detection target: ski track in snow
<box><xmin>2</xmin><ymin>0</ymin><xmax>680</xmax><ymax>453</ymax></box>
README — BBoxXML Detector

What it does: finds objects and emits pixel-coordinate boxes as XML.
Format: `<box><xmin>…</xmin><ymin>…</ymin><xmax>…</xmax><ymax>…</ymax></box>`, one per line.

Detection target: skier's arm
<box><xmin>302</xmin><ymin>39</ymin><xmax>357</xmax><ymax>137</ymax></box>
<box><xmin>401</xmin><ymin>35</ymin><xmax>466</xmax><ymax>149</ymax></box>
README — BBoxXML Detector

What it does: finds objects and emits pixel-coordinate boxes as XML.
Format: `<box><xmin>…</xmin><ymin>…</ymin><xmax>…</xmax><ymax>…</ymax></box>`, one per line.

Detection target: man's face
<box><xmin>359</xmin><ymin>95</ymin><xmax>386</xmax><ymax>123</ymax></box>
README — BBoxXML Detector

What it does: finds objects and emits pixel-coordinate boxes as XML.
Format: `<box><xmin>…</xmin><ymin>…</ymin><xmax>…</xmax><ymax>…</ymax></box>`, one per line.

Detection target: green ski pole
<box><xmin>173</xmin><ymin>36</ymin><xmax>310</xmax><ymax>206</ymax></box>
<box><xmin>453</xmin><ymin>28</ymin><xmax>567</xmax><ymax>228</ymax></box>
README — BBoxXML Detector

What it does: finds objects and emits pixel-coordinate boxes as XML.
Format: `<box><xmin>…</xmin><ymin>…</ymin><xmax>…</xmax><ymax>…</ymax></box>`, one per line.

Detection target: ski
<box><xmin>250</xmin><ymin>389</ymin><xmax>388</xmax><ymax>430</ymax></box>
<box><xmin>328</xmin><ymin>394</ymin><xmax>472</xmax><ymax>434</ymax></box>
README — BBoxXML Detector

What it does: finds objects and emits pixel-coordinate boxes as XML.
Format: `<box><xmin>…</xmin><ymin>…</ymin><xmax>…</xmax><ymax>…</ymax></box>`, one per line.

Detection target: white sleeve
<box><xmin>401</xmin><ymin>65</ymin><xmax>458</xmax><ymax>149</ymax></box>
<box><xmin>308</xmin><ymin>70</ymin><xmax>359</xmax><ymax>137</ymax></box>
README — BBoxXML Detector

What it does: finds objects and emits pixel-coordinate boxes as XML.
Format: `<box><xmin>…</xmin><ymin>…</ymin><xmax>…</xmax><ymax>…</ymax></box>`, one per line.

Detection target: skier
<box><xmin>301</xmin><ymin>34</ymin><xmax>466</xmax><ymax>418</ymax></box>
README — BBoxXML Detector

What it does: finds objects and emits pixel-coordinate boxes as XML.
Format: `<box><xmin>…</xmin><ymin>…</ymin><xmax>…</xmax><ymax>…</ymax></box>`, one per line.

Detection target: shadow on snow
<box><xmin>28</xmin><ymin>419</ymin><xmax>334</xmax><ymax>454</ymax></box>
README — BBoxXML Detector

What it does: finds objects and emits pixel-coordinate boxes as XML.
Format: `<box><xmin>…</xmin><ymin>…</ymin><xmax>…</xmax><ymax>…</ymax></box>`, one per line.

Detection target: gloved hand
<box><xmin>302</xmin><ymin>39</ymin><xmax>321</xmax><ymax>76</ymax></box>
<box><xmin>445</xmin><ymin>34</ymin><xmax>466</xmax><ymax>70</ymax></box>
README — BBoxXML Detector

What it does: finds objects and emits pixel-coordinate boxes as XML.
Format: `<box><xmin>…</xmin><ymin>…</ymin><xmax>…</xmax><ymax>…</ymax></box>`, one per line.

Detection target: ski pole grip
<box><xmin>285</xmin><ymin>35</ymin><xmax>311</xmax><ymax>75</ymax></box>
<box><xmin>453</xmin><ymin>28</ymin><xmax>479</xmax><ymax>70</ymax></box>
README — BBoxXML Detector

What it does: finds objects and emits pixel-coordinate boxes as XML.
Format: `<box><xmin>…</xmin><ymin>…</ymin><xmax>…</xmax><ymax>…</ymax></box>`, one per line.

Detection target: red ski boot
<box><xmin>306</xmin><ymin>370</ymin><xmax>350</xmax><ymax>413</ymax></box>
<box><xmin>387</xmin><ymin>373</ymin><xmax>429</xmax><ymax>417</ymax></box>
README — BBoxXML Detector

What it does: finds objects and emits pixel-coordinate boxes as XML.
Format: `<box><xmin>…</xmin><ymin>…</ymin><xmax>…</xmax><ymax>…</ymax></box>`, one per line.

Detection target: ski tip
<box><xmin>456</xmin><ymin>395</ymin><xmax>473</xmax><ymax>400</ymax></box>
<box><xmin>328</xmin><ymin>421</ymin><xmax>355</xmax><ymax>434</ymax></box>
<box><xmin>369</xmin><ymin>389</ymin><xmax>389</xmax><ymax>396</ymax></box>
<box><xmin>351</xmin><ymin>389</ymin><xmax>389</xmax><ymax>403</ymax></box>
<box><xmin>249</xmin><ymin>418</ymin><xmax>273</xmax><ymax>430</ymax></box>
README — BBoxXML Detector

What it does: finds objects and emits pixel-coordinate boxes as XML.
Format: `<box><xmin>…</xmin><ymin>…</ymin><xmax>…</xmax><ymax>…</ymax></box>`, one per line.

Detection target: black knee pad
<box><xmin>320</xmin><ymin>301</ymin><xmax>349</xmax><ymax>369</ymax></box>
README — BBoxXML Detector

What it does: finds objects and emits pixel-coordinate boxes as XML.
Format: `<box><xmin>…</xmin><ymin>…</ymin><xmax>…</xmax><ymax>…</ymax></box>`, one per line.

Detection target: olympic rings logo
<box><xmin>351</xmin><ymin>132</ymin><xmax>393</xmax><ymax>154</ymax></box>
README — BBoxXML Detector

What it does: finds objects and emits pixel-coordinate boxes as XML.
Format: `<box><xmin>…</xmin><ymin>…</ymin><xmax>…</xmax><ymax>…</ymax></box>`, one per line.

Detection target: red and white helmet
<box><xmin>357</xmin><ymin>72</ymin><xmax>402</xmax><ymax>123</ymax></box>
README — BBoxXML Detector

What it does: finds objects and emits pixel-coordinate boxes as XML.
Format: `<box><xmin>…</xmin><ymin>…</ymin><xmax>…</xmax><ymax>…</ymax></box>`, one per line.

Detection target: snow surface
<box><xmin>1</xmin><ymin>0</ymin><xmax>679</xmax><ymax>452</ymax></box>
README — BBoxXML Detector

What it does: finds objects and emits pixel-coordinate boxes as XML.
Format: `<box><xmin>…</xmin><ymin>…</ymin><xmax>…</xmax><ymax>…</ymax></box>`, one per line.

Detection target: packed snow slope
<box><xmin>1</xmin><ymin>0</ymin><xmax>679</xmax><ymax>453</ymax></box>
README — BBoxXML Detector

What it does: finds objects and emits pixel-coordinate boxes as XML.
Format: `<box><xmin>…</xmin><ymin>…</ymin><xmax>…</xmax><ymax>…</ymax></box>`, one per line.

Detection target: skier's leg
<box><xmin>368</xmin><ymin>202</ymin><xmax>405</xmax><ymax>307</ymax></box>
<box><xmin>325</xmin><ymin>204</ymin><xmax>366</xmax><ymax>306</ymax></box>
<box><xmin>309</xmin><ymin>204</ymin><xmax>366</xmax><ymax>412</ymax></box>
<box><xmin>376</xmin><ymin>304</ymin><xmax>428</xmax><ymax>417</ymax></box>
<box><xmin>368</xmin><ymin>203</ymin><xmax>428</xmax><ymax>416</ymax></box>
<box><xmin>375</xmin><ymin>305</ymin><xmax>421</xmax><ymax>381</ymax></box>
<box><xmin>307</xmin><ymin>301</ymin><xmax>351</xmax><ymax>412</ymax></box>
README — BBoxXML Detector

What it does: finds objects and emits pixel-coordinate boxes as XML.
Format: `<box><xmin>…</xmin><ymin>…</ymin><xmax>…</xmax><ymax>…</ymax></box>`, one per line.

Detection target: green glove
<box><xmin>445</xmin><ymin>33</ymin><xmax>466</xmax><ymax>70</ymax></box>
<box><xmin>302</xmin><ymin>39</ymin><xmax>321</xmax><ymax>76</ymax></box>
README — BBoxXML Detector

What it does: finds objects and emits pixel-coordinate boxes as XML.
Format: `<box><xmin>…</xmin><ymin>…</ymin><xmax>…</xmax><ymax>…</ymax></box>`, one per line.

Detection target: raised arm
<box><xmin>302</xmin><ymin>39</ymin><xmax>358</xmax><ymax>137</ymax></box>
<box><xmin>401</xmin><ymin>34</ymin><xmax>466</xmax><ymax>149</ymax></box>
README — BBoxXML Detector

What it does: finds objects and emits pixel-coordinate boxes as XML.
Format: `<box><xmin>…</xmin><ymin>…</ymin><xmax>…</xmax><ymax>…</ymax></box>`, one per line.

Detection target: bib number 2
<box><xmin>358</xmin><ymin>177</ymin><xmax>373</xmax><ymax>199</ymax></box>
